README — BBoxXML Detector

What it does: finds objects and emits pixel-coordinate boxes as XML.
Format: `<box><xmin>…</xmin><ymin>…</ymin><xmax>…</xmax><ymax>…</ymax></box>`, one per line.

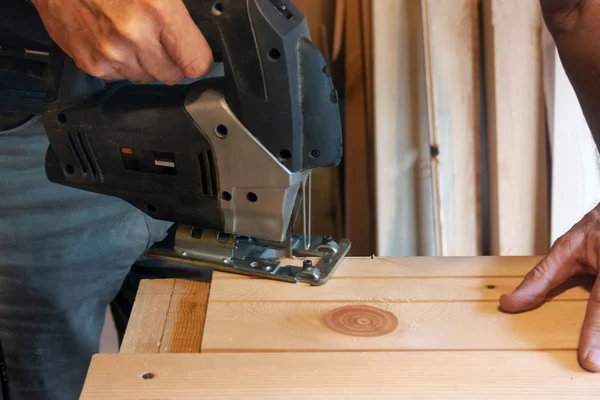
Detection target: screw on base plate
<box><xmin>303</xmin><ymin>259</ymin><xmax>313</xmax><ymax>270</ymax></box>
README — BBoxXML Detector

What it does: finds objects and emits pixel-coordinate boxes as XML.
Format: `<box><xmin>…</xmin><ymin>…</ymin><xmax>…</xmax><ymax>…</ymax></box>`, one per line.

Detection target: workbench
<box><xmin>80</xmin><ymin>256</ymin><xmax>598</xmax><ymax>399</ymax></box>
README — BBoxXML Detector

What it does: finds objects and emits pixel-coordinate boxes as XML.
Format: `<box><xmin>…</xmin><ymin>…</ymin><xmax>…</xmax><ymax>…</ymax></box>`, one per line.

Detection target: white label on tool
<box><xmin>155</xmin><ymin>160</ymin><xmax>176</xmax><ymax>168</ymax></box>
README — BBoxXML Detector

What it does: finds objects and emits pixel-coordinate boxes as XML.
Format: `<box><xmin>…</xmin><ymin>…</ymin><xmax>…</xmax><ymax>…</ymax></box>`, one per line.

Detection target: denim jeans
<box><xmin>0</xmin><ymin>116</ymin><xmax>173</xmax><ymax>399</ymax></box>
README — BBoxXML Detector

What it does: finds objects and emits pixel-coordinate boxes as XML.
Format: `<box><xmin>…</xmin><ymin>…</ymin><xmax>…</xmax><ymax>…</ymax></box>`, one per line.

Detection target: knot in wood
<box><xmin>323</xmin><ymin>305</ymin><xmax>398</xmax><ymax>337</ymax></box>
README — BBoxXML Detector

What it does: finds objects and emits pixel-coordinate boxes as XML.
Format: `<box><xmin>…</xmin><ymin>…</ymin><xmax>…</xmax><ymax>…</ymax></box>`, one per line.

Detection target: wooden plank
<box><xmin>81</xmin><ymin>351</ymin><xmax>599</xmax><ymax>399</ymax></box>
<box><xmin>421</xmin><ymin>0</ymin><xmax>481</xmax><ymax>256</ymax></box>
<box><xmin>542</xmin><ymin>29</ymin><xmax>600</xmax><ymax>243</ymax></box>
<box><xmin>209</xmin><ymin>276</ymin><xmax>589</xmax><ymax>302</ymax></box>
<box><xmin>158</xmin><ymin>280</ymin><xmax>211</xmax><ymax>353</ymax></box>
<box><xmin>214</xmin><ymin>256</ymin><xmax>544</xmax><ymax>279</ymax></box>
<box><xmin>373</xmin><ymin>0</ymin><xmax>436</xmax><ymax>256</ymax></box>
<box><xmin>119</xmin><ymin>279</ymin><xmax>211</xmax><ymax>354</ymax></box>
<box><xmin>483</xmin><ymin>0</ymin><xmax>549</xmax><ymax>255</ymax></box>
<box><xmin>344</xmin><ymin>0</ymin><xmax>375</xmax><ymax>256</ymax></box>
<box><xmin>119</xmin><ymin>280</ymin><xmax>175</xmax><ymax>354</ymax></box>
<box><xmin>201</xmin><ymin>301</ymin><xmax>585</xmax><ymax>352</ymax></box>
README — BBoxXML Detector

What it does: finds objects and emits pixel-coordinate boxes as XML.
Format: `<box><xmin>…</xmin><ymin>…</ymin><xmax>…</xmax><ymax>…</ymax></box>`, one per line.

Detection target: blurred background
<box><xmin>296</xmin><ymin>0</ymin><xmax>599</xmax><ymax>258</ymax></box>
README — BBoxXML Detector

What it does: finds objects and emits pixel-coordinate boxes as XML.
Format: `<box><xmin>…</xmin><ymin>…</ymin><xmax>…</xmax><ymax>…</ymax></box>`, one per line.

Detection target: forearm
<box><xmin>541</xmin><ymin>0</ymin><xmax>600</xmax><ymax>150</ymax></box>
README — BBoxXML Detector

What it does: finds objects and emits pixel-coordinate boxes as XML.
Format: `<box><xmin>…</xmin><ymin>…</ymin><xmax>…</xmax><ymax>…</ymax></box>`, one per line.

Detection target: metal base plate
<box><xmin>146</xmin><ymin>226</ymin><xmax>352</xmax><ymax>286</ymax></box>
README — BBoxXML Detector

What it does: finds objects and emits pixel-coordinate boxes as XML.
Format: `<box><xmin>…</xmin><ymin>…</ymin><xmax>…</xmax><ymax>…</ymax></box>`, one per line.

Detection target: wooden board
<box><xmin>482</xmin><ymin>0</ymin><xmax>549</xmax><ymax>255</ymax></box>
<box><xmin>344</xmin><ymin>0</ymin><xmax>376</xmax><ymax>256</ymax></box>
<box><xmin>83</xmin><ymin>256</ymin><xmax>594</xmax><ymax>398</ymax></box>
<box><xmin>373</xmin><ymin>0</ymin><xmax>436</xmax><ymax>257</ymax></box>
<box><xmin>81</xmin><ymin>351</ymin><xmax>599</xmax><ymax>400</ymax></box>
<box><xmin>421</xmin><ymin>0</ymin><xmax>482</xmax><ymax>256</ymax></box>
<box><xmin>120</xmin><ymin>278</ymin><xmax>210</xmax><ymax>354</ymax></box>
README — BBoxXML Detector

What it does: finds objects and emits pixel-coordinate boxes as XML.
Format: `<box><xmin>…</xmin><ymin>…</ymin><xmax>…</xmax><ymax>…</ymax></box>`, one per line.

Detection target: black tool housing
<box><xmin>42</xmin><ymin>0</ymin><xmax>343</xmax><ymax>229</ymax></box>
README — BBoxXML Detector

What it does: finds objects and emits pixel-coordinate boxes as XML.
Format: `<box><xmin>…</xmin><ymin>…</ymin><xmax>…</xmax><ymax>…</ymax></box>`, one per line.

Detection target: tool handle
<box><xmin>44</xmin><ymin>0</ymin><xmax>343</xmax><ymax>172</ymax></box>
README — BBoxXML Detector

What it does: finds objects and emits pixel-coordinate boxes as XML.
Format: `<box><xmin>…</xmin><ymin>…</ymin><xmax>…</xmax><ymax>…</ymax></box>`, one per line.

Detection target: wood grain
<box><xmin>421</xmin><ymin>0</ymin><xmax>481</xmax><ymax>256</ymax></box>
<box><xmin>159</xmin><ymin>280</ymin><xmax>211</xmax><ymax>353</ymax></box>
<box><xmin>80</xmin><ymin>351</ymin><xmax>599</xmax><ymax>400</ymax></box>
<box><xmin>209</xmin><ymin>276</ymin><xmax>589</xmax><ymax>302</ymax></box>
<box><xmin>202</xmin><ymin>301</ymin><xmax>586</xmax><ymax>352</ymax></box>
<box><xmin>214</xmin><ymin>256</ymin><xmax>545</xmax><ymax>279</ymax></box>
<box><xmin>119</xmin><ymin>280</ymin><xmax>175</xmax><ymax>354</ymax></box>
<box><xmin>119</xmin><ymin>279</ymin><xmax>211</xmax><ymax>354</ymax></box>
<box><xmin>202</xmin><ymin>301</ymin><xmax>585</xmax><ymax>352</ymax></box>
<box><xmin>373</xmin><ymin>0</ymin><xmax>436</xmax><ymax>257</ymax></box>
<box><xmin>88</xmin><ymin>256</ymin><xmax>595</xmax><ymax>399</ymax></box>
<box><xmin>483</xmin><ymin>0</ymin><xmax>549</xmax><ymax>255</ymax></box>
<box><xmin>344</xmin><ymin>0</ymin><xmax>375</xmax><ymax>256</ymax></box>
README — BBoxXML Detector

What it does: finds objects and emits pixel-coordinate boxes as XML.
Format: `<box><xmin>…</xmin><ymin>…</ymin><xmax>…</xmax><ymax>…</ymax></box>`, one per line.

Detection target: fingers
<box><xmin>579</xmin><ymin>276</ymin><xmax>600</xmax><ymax>372</ymax></box>
<box><xmin>136</xmin><ymin>43</ymin><xmax>184</xmax><ymax>85</ymax></box>
<box><xmin>159</xmin><ymin>2</ymin><xmax>214</xmax><ymax>79</ymax></box>
<box><xmin>99</xmin><ymin>40</ymin><xmax>154</xmax><ymax>83</ymax></box>
<box><xmin>499</xmin><ymin>237</ymin><xmax>582</xmax><ymax>313</ymax></box>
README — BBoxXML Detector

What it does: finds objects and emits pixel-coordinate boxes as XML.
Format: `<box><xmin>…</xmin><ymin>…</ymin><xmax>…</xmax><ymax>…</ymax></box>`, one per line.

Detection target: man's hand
<box><xmin>31</xmin><ymin>0</ymin><xmax>214</xmax><ymax>84</ymax></box>
<box><xmin>500</xmin><ymin>204</ymin><xmax>600</xmax><ymax>372</ymax></box>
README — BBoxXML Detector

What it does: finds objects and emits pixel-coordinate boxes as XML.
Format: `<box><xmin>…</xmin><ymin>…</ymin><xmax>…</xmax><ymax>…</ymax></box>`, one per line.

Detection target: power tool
<box><xmin>40</xmin><ymin>0</ymin><xmax>351</xmax><ymax>285</ymax></box>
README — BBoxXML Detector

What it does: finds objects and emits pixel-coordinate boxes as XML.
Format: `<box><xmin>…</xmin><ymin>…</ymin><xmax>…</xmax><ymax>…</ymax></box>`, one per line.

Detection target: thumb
<box><xmin>579</xmin><ymin>276</ymin><xmax>600</xmax><ymax>372</ymax></box>
<box><xmin>499</xmin><ymin>241</ymin><xmax>579</xmax><ymax>313</ymax></box>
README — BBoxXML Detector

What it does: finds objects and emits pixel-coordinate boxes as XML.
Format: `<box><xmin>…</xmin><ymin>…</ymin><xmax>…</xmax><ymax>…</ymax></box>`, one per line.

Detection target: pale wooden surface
<box><xmin>482</xmin><ymin>0</ymin><xmax>549</xmax><ymax>255</ymax></box>
<box><xmin>81</xmin><ymin>352</ymin><xmax>598</xmax><ymax>400</ymax></box>
<box><xmin>119</xmin><ymin>278</ymin><xmax>211</xmax><ymax>354</ymax></box>
<box><xmin>81</xmin><ymin>256</ymin><xmax>596</xmax><ymax>398</ymax></box>
<box><xmin>421</xmin><ymin>0</ymin><xmax>481</xmax><ymax>256</ymax></box>
<box><xmin>373</xmin><ymin>0</ymin><xmax>436</xmax><ymax>257</ymax></box>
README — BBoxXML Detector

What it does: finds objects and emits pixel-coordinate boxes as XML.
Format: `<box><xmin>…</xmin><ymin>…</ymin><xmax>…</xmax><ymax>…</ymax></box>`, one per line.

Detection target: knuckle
<box><xmin>118</xmin><ymin>2</ymin><xmax>166</xmax><ymax>41</ymax></box>
<box><xmin>117</xmin><ymin>20</ymin><xmax>144</xmax><ymax>43</ymax></box>
<box><xmin>98</xmin><ymin>41</ymin><xmax>120</xmax><ymax>61</ymax></box>
<box><xmin>527</xmin><ymin>263</ymin><xmax>553</xmax><ymax>285</ymax></box>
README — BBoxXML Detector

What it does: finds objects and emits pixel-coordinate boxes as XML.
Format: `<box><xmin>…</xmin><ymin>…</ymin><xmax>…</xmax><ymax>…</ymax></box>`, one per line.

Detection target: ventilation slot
<box><xmin>66</xmin><ymin>131</ymin><xmax>103</xmax><ymax>181</ymax></box>
<box><xmin>198</xmin><ymin>150</ymin><xmax>218</xmax><ymax>196</ymax></box>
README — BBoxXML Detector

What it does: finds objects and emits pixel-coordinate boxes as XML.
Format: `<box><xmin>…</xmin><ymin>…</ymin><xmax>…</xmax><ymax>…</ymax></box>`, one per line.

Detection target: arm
<box><xmin>500</xmin><ymin>0</ymin><xmax>600</xmax><ymax>373</ymax></box>
<box><xmin>31</xmin><ymin>0</ymin><xmax>214</xmax><ymax>84</ymax></box>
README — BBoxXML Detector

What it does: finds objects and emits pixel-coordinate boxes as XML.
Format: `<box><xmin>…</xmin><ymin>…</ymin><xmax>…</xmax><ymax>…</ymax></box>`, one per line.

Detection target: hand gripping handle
<box><xmin>44</xmin><ymin>0</ymin><xmax>343</xmax><ymax>172</ymax></box>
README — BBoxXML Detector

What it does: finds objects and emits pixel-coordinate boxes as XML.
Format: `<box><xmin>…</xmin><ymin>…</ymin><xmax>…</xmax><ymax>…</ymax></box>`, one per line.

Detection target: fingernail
<box><xmin>586</xmin><ymin>349</ymin><xmax>600</xmax><ymax>366</ymax></box>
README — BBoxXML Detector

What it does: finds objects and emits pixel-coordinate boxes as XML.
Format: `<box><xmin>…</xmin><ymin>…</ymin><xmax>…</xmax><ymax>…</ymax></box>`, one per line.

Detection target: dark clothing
<box><xmin>0</xmin><ymin>0</ymin><xmax>49</xmax><ymax>115</ymax></box>
<box><xmin>0</xmin><ymin>0</ymin><xmax>49</xmax><ymax>51</ymax></box>
<box><xmin>0</xmin><ymin>4</ymin><xmax>174</xmax><ymax>399</ymax></box>
<box><xmin>0</xmin><ymin>118</ymin><xmax>173</xmax><ymax>400</ymax></box>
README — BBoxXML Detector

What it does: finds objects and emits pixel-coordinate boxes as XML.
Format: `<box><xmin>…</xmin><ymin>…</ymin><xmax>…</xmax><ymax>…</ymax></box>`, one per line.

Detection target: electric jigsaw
<box><xmin>40</xmin><ymin>0</ymin><xmax>351</xmax><ymax>285</ymax></box>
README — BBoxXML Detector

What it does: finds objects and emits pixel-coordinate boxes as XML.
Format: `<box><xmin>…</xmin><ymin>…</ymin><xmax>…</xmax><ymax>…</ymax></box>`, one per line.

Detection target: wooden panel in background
<box><xmin>421</xmin><ymin>0</ymin><xmax>482</xmax><ymax>256</ymax></box>
<box><xmin>373</xmin><ymin>0</ymin><xmax>436</xmax><ymax>257</ymax></box>
<box><xmin>81</xmin><ymin>351</ymin><xmax>599</xmax><ymax>400</ymax></box>
<box><xmin>344</xmin><ymin>0</ymin><xmax>376</xmax><ymax>256</ymax></box>
<box><xmin>483</xmin><ymin>0</ymin><xmax>549</xmax><ymax>255</ymax></box>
